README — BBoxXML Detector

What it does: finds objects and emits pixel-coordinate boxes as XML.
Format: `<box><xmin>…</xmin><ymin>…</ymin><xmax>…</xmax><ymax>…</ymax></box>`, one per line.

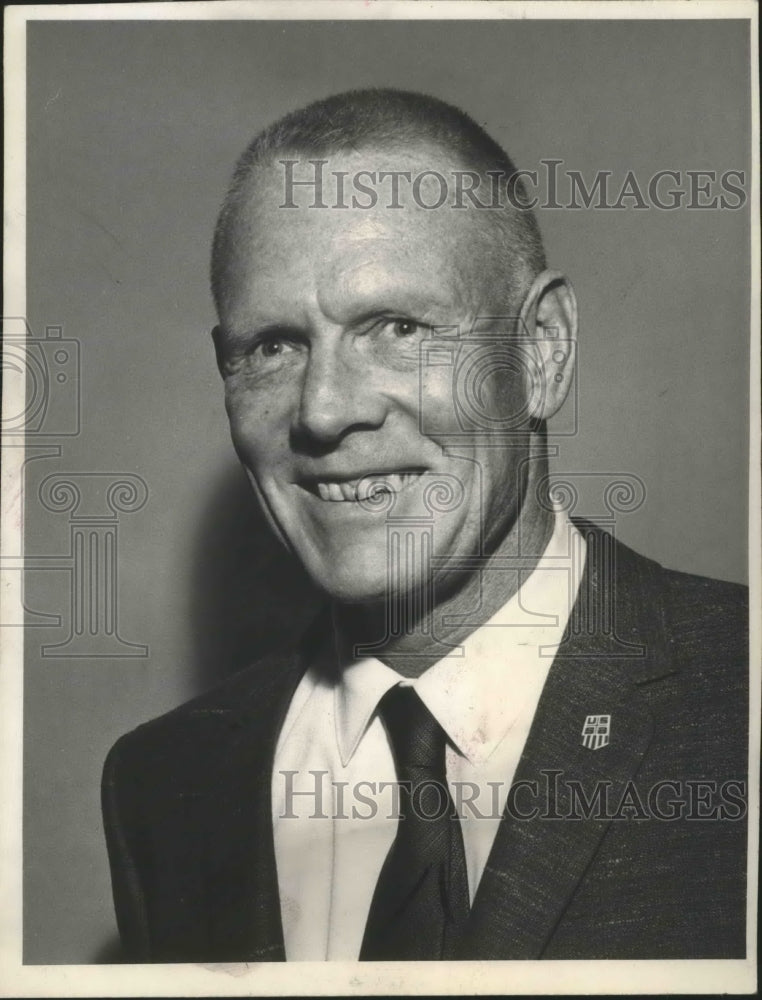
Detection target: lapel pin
<box><xmin>581</xmin><ymin>714</ymin><xmax>611</xmax><ymax>750</ymax></box>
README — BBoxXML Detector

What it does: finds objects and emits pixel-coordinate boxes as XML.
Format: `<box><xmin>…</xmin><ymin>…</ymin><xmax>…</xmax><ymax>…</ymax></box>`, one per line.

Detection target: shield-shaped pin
<box><xmin>581</xmin><ymin>714</ymin><xmax>610</xmax><ymax>750</ymax></box>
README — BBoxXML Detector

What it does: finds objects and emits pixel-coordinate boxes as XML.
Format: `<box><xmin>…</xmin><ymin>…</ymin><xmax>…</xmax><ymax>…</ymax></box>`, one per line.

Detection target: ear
<box><xmin>211</xmin><ymin>325</ymin><xmax>226</xmax><ymax>377</ymax></box>
<box><xmin>517</xmin><ymin>270</ymin><xmax>578</xmax><ymax>422</ymax></box>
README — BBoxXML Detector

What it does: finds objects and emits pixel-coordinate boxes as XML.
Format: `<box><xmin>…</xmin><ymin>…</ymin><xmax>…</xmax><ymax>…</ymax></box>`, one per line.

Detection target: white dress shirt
<box><xmin>271</xmin><ymin>508</ymin><xmax>585</xmax><ymax>960</ymax></box>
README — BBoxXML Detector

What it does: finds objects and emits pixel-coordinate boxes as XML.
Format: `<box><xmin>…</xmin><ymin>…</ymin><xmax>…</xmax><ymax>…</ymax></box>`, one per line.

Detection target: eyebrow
<box><xmin>228</xmin><ymin>292</ymin><xmax>462</xmax><ymax>340</ymax></box>
<box><xmin>323</xmin><ymin>279</ymin><xmax>464</xmax><ymax>327</ymax></box>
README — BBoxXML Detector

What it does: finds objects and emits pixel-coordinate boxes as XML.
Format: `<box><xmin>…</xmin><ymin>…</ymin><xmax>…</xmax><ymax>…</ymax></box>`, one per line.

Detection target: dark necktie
<box><xmin>360</xmin><ymin>684</ymin><xmax>470</xmax><ymax>960</ymax></box>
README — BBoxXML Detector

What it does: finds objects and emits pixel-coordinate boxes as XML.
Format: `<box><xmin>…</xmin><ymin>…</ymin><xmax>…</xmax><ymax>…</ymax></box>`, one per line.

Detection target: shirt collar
<box><xmin>334</xmin><ymin>656</ymin><xmax>403</xmax><ymax>767</ymax></box>
<box><xmin>333</xmin><ymin>508</ymin><xmax>584</xmax><ymax>768</ymax></box>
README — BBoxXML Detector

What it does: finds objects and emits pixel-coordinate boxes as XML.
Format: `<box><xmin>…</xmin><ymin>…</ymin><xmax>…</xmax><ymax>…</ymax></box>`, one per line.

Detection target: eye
<box><xmin>229</xmin><ymin>331</ymin><xmax>303</xmax><ymax>376</ymax></box>
<box><xmin>251</xmin><ymin>332</ymin><xmax>301</xmax><ymax>364</ymax></box>
<box><xmin>259</xmin><ymin>337</ymin><xmax>287</xmax><ymax>357</ymax></box>
<box><xmin>390</xmin><ymin>318</ymin><xmax>423</xmax><ymax>337</ymax></box>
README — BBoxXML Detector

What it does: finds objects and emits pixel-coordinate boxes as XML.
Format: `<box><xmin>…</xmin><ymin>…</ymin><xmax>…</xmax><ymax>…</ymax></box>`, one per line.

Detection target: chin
<box><xmin>305</xmin><ymin>562</ymin><xmax>391</xmax><ymax>605</ymax></box>
<box><xmin>299</xmin><ymin>548</ymin><xmax>429</xmax><ymax>605</ymax></box>
<box><xmin>294</xmin><ymin>524</ymin><xmax>471</xmax><ymax>605</ymax></box>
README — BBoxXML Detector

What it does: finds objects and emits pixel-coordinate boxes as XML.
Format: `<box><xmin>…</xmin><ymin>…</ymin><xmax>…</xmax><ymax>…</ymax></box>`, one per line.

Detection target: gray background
<box><xmin>23</xmin><ymin>19</ymin><xmax>750</xmax><ymax>962</ymax></box>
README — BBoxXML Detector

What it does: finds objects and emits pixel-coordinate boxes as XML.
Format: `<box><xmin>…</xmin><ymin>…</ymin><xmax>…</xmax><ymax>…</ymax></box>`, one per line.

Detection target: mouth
<box><xmin>300</xmin><ymin>469</ymin><xmax>426</xmax><ymax>503</ymax></box>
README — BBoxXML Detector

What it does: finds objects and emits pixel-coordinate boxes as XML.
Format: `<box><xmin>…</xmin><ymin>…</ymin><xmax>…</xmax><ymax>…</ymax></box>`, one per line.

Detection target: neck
<box><xmin>336</xmin><ymin>454</ymin><xmax>556</xmax><ymax>678</ymax></box>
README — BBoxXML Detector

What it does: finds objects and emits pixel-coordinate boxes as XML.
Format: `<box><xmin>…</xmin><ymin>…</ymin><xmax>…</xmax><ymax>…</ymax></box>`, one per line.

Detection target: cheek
<box><xmin>225</xmin><ymin>384</ymin><xmax>288</xmax><ymax>462</ymax></box>
<box><xmin>419</xmin><ymin>367</ymin><xmax>461</xmax><ymax>435</ymax></box>
<box><xmin>225</xmin><ymin>398</ymin><xmax>259</xmax><ymax>458</ymax></box>
<box><xmin>419</xmin><ymin>344</ymin><xmax>531</xmax><ymax>438</ymax></box>
<box><xmin>463</xmin><ymin>350</ymin><xmax>530</xmax><ymax>433</ymax></box>
<box><xmin>490</xmin><ymin>363</ymin><xmax>528</xmax><ymax>421</ymax></box>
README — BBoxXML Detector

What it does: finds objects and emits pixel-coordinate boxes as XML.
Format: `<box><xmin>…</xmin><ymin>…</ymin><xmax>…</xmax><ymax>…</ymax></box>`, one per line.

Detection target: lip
<box><xmin>297</xmin><ymin>467</ymin><xmax>427</xmax><ymax>503</ymax></box>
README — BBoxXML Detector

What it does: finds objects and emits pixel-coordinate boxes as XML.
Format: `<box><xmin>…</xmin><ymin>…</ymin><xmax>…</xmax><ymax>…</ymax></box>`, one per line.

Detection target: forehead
<box><xmin>220</xmin><ymin>145</ymin><xmax>505</xmax><ymax>320</ymax></box>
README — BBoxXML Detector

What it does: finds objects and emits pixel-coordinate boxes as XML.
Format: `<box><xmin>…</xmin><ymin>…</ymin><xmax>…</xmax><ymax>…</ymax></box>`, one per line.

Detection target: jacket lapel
<box><xmin>455</xmin><ymin>523</ymin><xmax>677</xmax><ymax>959</ymax></box>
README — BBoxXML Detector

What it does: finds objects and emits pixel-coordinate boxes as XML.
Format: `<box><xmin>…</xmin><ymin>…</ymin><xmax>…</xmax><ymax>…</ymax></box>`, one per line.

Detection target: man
<box><xmin>102</xmin><ymin>89</ymin><xmax>748</xmax><ymax>962</ymax></box>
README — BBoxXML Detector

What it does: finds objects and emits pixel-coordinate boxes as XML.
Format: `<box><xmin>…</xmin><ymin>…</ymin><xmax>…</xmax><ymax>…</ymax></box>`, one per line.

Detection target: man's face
<box><xmin>214</xmin><ymin>147</ymin><xmax>538</xmax><ymax>602</ymax></box>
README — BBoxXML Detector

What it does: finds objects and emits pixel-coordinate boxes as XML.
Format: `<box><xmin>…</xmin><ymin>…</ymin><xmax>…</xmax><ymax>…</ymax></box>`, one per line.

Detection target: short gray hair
<box><xmin>211</xmin><ymin>87</ymin><xmax>546</xmax><ymax>314</ymax></box>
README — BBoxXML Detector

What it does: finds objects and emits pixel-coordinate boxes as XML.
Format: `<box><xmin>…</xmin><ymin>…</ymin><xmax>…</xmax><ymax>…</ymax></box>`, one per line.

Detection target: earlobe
<box><xmin>519</xmin><ymin>270</ymin><xmax>578</xmax><ymax>422</ymax></box>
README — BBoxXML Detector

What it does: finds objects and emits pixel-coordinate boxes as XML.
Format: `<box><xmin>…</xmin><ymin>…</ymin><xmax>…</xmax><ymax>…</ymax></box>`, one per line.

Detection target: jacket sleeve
<box><xmin>101</xmin><ymin>735</ymin><xmax>152</xmax><ymax>962</ymax></box>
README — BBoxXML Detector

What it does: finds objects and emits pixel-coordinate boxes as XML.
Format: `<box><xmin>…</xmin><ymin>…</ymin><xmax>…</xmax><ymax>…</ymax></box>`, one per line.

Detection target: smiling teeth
<box><xmin>315</xmin><ymin>473</ymin><xmax>421</xmax><ymax>502</ymax></box>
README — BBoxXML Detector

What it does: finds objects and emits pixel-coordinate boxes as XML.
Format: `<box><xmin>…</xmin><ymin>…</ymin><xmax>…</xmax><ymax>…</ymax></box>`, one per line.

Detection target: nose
<box><xmin>293</xmin><ymin>340</ymin><xmax>388</xmax><ymax>447</ymax></box>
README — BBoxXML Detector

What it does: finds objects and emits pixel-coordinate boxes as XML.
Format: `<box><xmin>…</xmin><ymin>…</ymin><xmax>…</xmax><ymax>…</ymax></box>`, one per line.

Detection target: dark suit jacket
<box><xmin>102</xmin><ymin>521</ymin><xmax>748</xmax><ymax>962</ymax></box>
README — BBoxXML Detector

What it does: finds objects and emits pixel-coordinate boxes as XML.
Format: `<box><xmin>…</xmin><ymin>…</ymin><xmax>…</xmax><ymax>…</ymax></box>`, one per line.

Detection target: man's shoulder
<box><xmin>573</xmin><ymin>517</ymin><xmax>748</xmax><ymax>684</ymax></box>
<box><xmin>660</xmin><ymin>562</ymin><xmax>747</xmax><ymax>622</ymax></box>
<box><xmin>615</xmin><ymin>529</ymin><xmax>747</xmax><ymax>647</ymax></box>
<box><xmin>575</xmin><ymin>517</ymin><xmax>747</xmax><ymax>619</ymax></box>
<box><xmin>105</xmin><ymin>637</ymin><xmax>307</xmax><ymax>788</ymax></box>
<box><xmin>633</xmin><ymin>561</ymin><xmax>748</xmax><ymax>818</ymax></box>
<box><xmin>658</xmin><ymin>564</ymin><xmax>748</xmax><ymax>703</ymax></box>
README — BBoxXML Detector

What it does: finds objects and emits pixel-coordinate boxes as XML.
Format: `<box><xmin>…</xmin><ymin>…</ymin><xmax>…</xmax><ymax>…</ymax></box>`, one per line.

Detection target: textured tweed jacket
<box><xmin>102</xmin><ymin>521</ymin><xmax>749</xmax><ymax>962</ymax></box>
